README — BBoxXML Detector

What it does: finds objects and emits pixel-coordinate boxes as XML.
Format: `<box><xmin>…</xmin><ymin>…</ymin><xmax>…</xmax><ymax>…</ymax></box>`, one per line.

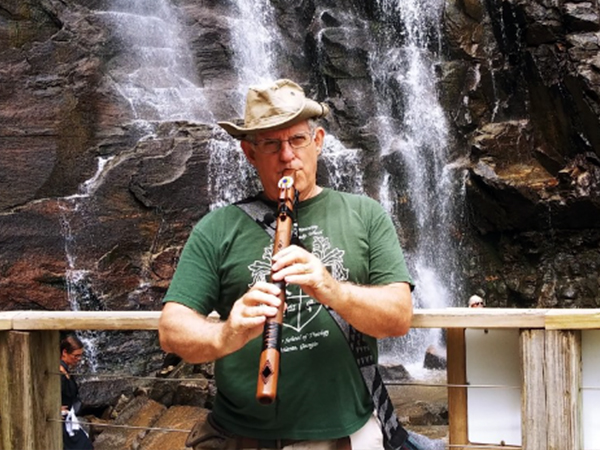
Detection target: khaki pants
<box><xmin>187</xmin><ymin>412</ymin><xmax>384</xmax><ymax>450</ymax></box>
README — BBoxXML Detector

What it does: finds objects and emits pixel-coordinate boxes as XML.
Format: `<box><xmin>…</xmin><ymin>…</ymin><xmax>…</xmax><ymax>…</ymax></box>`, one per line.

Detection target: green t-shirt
<box><xmin>163</xmin><ymin>188</ymin><xmax>413</xmax><ymax>440</ymax></box>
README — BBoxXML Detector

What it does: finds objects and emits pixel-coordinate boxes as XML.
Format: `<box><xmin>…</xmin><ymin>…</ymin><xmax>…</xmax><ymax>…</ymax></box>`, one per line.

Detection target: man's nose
<box><xmin>279</xmin><ymin>140</ymin><xmax>295</xmax><ymax>161</ymax></box>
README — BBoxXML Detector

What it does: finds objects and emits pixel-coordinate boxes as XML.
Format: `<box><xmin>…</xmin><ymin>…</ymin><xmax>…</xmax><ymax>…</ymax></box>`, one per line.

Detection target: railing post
<box><xmin>0</xmin><ymin>330</ymin><xmax>62</xmax><ymax>450</ymax></box>
<box><xmin>520</xmin><ymin>329</ymin><xmax>546</xmax><ymax>450</ymax></box>
<box><xmin>545</xmin><ymin>330</ymin><xmax>582</xmax><ymax>450</ymax></box>
<box><xmin>521</xmin><ymin>329</ymin><xmax>582</xmax><ymax>450</ymax></box>
<box><xmin>447</xmin><ymin>327</ymin><xmax>468</xmax><ymax>450</ymax></box>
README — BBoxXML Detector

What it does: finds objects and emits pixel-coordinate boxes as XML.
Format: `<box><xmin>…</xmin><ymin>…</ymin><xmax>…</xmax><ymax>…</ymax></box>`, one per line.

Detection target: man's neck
<box><xmin>299</xmin><ymin>185</ymin><xmax>323</xmax><ymax>202</ymax></box>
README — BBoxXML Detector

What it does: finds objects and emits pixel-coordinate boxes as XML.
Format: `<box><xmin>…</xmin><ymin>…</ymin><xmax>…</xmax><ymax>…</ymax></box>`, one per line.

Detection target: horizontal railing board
<box><xmin>1</xmin><ymin>308</ymin><xmax>599</xmax><ymax>331</ymax></box>
<box><xmin>0</xmin><ymin>312</ymin><xmax>20</xmax><ymax>330</ymax></box>
<box><xmin>545</xmin><ymin>309</ymin><xmax>600</xmax><ymax>329</ymax></box>
<box><xmin>10</xmin><ymin>311</ymin><xmax>160</xmax><ymax>330</ymax></box>
<box><xmin>412</xmin><ymin>308</ymin><xmax>548</xmax><ymax>329</ymax></box>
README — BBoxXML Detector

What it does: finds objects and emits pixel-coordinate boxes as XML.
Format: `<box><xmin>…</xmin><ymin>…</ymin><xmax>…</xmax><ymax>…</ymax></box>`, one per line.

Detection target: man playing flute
<box><xmin>159</xmin><ymin>79</ymin><xmax>415</xmax><ymax>450</ymax></box>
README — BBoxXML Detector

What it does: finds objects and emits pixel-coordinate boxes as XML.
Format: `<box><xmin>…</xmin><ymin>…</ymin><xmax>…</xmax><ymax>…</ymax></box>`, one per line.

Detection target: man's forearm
<box><xmin>159</xmin><ymin>302</ymin><xmax>229</xmax><ymax>363</ymax></box>
<box><xmin>330</xmin><ymin>282</ymin><xmax>413</xmax><ymax>338</ymax></box>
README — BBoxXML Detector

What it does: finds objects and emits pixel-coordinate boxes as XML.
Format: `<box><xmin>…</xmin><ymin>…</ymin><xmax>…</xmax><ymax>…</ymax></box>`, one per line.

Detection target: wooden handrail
<box><xmin>2</xmin><ymin>310</ymin><xmax>160</xmax><ymax>330</ymax></box>
<box><xmin>2</xmin><ymin>307</ymin><xmax>599</xmax><ymax>450</ymax></box>
<box><xmin>2</xmin><ymin>308</ymin><xmax>599</xmax><ymax>331</ymax></box>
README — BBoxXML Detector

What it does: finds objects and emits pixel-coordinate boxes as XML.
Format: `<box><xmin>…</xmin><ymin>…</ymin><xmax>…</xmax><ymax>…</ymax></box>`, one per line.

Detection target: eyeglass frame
<box><xmin>247</xmin><ymin>122</ymin><xmax>318</xmax><ymax>154</ymax></box>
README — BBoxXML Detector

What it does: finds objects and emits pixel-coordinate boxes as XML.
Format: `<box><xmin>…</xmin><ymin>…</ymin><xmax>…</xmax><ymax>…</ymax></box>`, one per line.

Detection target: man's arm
<box><xmin>328</xmin><ymin>281</ymin><xmax>412</xmax><ymax>338</ymax></box>
<box><xmin>158</xmin><ymin>281</ymin><xmax>283</xmax><ymax>363</ymax></box>
<box><xmin>271</xmin><ymin>245</ymin><xmax>413</xmax><ymax>339</ymax></box>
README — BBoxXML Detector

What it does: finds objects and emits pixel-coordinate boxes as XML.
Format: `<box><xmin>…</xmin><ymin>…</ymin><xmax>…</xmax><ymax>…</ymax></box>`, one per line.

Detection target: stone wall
<box><xmin>1</xmin><ymin>0</ymin><xmax>599</xmax><ymax>322</ymax></box>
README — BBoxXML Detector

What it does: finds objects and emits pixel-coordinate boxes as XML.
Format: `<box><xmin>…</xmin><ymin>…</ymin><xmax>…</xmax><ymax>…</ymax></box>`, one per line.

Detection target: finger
<box><xmin>271</xmin><ymin>245</ymin><xmax>309</xmax><ymax>269</ymax></box>
<box><xmin>299</xmin><ymin>263</ymin><xmax>311</xmax><ymax>274</ymax></box>
<box><xmin>251</xmin><ymin>281</ymin><xmax>282</xmax><ymax>297</ymax></box>
<box><xmin>246</xmin><ymin>303</ymin><xmax>279</xmax><ymax>318</ymax></box>
<box><xmin>246</xmin><ymin>284</ymin><xmax>282</xmax><ymax>308</ymax></box>
<box><xmin>271</xmin><ymin>244</ymin><xmax>301</xmax><ymax>260</ymax></box>
<box><xmin>271</xmin><ymin>262</ymin><xmax>303</xmax><ymax>280</ymax></box>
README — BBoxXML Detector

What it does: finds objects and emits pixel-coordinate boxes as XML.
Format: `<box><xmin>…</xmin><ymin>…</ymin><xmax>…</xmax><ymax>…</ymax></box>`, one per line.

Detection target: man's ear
<box><xmin>241</xmin><ymin>140</ymin><xmax>257</xmax><ymax>166</ymax></box>
<box><xmin>314</xmin><ymin>127</ymin><xmax>325</xmax><ymax>156</ymax></box>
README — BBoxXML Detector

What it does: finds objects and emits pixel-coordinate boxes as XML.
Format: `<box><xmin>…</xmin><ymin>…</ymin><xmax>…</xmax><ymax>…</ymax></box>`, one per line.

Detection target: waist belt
<box><xmin>235</xmin><ymin>436</ymin><xmax>351</xmax><ymax>449</ymax></box>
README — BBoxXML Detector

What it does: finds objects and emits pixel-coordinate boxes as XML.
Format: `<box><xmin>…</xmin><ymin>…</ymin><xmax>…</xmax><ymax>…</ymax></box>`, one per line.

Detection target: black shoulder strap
<box><xmin>234</xmin><ymin>198</ymin><xmax>410</xmax><ymax>450</ymax></box>
<box><xmin>235</xmin><ymin>196</ymin><xmax>278</xmax><ymax>237</ymax></box>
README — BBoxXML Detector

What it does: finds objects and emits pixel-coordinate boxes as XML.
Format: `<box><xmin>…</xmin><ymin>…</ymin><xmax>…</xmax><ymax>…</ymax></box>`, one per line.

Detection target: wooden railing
<box><xmin>1</xmin><ymin>308</ymin><xmax>599</xmax><ymax>450</ymax></box>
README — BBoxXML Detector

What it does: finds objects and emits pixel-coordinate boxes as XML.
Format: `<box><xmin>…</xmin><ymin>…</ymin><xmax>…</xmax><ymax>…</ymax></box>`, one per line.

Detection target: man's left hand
<box><xmin>270</xmin><ymin>245</ymin><xmax>340</xmax><ymax>307</ymax></box>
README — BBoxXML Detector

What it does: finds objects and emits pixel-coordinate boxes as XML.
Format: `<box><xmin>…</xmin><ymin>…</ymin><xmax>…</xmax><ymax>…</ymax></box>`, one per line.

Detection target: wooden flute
<box><xmin>256</xmin><ymin>170</ymin><xmax>296</xmax><ymax>405</ymax></box>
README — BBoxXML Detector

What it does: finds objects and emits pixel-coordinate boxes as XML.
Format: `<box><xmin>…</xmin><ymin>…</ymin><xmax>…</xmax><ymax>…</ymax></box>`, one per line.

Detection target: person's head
<box><xmin>218</xmin><ymin>79</ymin><xmax>329</xmax><ymax>201</ymax></box>
<box><xmin>60</xmin><ymin>334</ymin><xmax>84</xmax><ymax>368</ymax></box>
<box><xmin>468</xmin><ymin>295</ymin><xmax>485</xmax><ymax>308</ymax></box>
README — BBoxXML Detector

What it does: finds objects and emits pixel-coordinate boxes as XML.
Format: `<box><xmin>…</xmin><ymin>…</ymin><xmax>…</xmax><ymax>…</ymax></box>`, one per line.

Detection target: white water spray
<box><xmin>99</xmin><ymin>0</ymin><xmax>211</xmax><ymax>122</ymax></box>
<box><xmin>372</xmin><ymin>0</ymin><xmax>465</xmax><ymax>368</ymax></box>
<box><xmin>58</xmin><ymin>158</ymin><xmax>117</xmax><ymax>372</ymax></box>
<box><xmin>321</xmin><ymin>136</ymin><xmax>365</xmax><ymax>194</ymax></box>
<box><xmin>207</xmin><ymin>0</ymin><xmax>286</xmax><ymax>207</ymax></box>
<box><xmin>230</xmin><ymin>0</ymin><xmax>281</xmax><ymax>101</ymax></box>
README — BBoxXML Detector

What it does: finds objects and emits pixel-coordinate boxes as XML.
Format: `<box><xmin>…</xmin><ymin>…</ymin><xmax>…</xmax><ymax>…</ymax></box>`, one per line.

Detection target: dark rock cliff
<box><xmin>1</xmin><ymin>0</ymin><xmax>599</xmax><ymax>326</ymax></box>
<box><xmin>442</xmin><ymin>0</ymin><xmax>600</xmax><ymax>307</ymax></box>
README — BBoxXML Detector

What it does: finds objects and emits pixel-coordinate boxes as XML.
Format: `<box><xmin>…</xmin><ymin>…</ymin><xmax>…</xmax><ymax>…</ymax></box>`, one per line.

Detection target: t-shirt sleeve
<box><xmin>367</xmin><ymin>200</ymin><xmax>414</xmax><ymax>288</ymax></box>
<box><xmin>162</xmin><ymin>220</ymin><xmax>221</xmax><ymax>316</ymax></box>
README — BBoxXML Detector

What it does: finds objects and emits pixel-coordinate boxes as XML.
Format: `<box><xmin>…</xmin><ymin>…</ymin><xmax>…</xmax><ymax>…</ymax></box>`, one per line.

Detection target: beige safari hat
<box><xmin>217</xmin><ymin>79</ymin><xmax>329</xmax><ymax>139</ymax></box>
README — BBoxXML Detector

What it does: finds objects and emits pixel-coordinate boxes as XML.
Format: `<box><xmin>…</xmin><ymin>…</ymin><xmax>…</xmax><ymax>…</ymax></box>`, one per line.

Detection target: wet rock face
<box><xmin>1</xmin><ymin>0</ymin><xmax>600</xmax><ymax>327</ymax></box>
<box><xmin>439</xmin><ymin>0</ymin><xmax>600</xmax><ymax>307</ymax></box>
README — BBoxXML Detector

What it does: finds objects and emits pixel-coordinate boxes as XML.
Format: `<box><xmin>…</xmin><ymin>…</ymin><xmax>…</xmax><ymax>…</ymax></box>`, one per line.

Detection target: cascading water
<box><xmin>230</xmin><ymin>0</ymin><xmax>281</xmax><ymax>98</ymax></box>
<box><xmin>99</xmin><ymin>0</ymin><xmax>212</xmax><ymax>123</ymax></box>
<box><xmin>321</xmin><ymin>137</ymin><xmax>365</xmax><ymax>193</ymax></box>
<box><xmin>61</xmin><ymin>0</ymin><xmax>463</xmax><ymax>376</ymax></box>
<box><xmin>60</xmin><ymin>0</ymin><xmax>216</xmax><ymax>371</ymax></box>
<box><xmin>58</xmin><ymin>157</ymin><xmax>115</xmax><ymax>372</ymax></box>
<box><xmin>206</xmin><ymin>0</ymin><xmax>281</xmax><ymax>209</ymax></box>
<box><xmin>371</xmin><ymin>0</ymin><xmax>465</xmax><ymax>371</ymax></box>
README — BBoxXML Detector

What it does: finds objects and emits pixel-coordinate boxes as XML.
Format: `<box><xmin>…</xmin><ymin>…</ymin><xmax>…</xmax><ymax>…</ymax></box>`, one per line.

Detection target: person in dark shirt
<box><xmin>60</xmin><ymin>334</ymin><xmax>93</xmax><ymax>450</ymax></box>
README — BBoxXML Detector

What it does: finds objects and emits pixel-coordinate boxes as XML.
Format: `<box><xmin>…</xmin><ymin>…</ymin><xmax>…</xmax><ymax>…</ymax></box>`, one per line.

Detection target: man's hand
<box><xmin>159</xmin><ymin>283</ymin><xmax>282</xmax><ymax>363</ymax></box>
<box><xmin>220</xmin><ymin>282</ymin><xmax>282</xmax><ymax>353</ymax></box>
<box><xmin>270</xmin><ymin>245</ymin><xmax>340</xmax><ymax>306</ymax></box>
<box><xmin>270</xmin><ymin>245</ymin><xmax>413</xmax><ymax>338</ymax></box>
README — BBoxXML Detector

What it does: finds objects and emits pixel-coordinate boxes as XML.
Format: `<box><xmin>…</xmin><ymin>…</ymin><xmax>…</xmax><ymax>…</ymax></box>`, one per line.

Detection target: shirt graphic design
<box><xmin>247</xmin><ymin>226</ymin><xmax>348</xmax><ymax>353</ymax></box>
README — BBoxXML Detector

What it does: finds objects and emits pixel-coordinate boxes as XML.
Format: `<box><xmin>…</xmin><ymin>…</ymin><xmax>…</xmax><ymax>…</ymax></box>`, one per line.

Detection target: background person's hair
<box><xmin>60</xmin><ymin>333</ymin><xmax>84</xmax><ymax>354</ymax></box>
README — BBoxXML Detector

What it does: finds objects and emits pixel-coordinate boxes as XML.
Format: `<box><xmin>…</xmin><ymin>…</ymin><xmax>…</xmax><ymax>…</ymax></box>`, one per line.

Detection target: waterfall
<box><xmin>206</xmin><ymin>0</ymin><xmax>282</xmax><ymax>208</ymax></box>
<box><xmin>208</xmin><ymin>128</ymin><xmax>262</xmax><ymax>210</ymax></box>
<box><xmin>66</xmin><ymin>0</ymin><xmax>463</xmax><ymax>375</ymax></box>
<box><xmin>371</xmin><ymin>0</ymin><xmax>465</xmax><ymax>371</ymax></box>
<box><xmin>98</xmin><ymin>0</ymin><xmax>212</xmax><ymax>123</ymax></box>
<box><xmin>59</xmin><ymin>0</ymin><xmax>215</xmax><ymax>371</ymax></box>
<box><xmin>321</xmin><ymin>136</ymin><xmax>365</xmax><ymax>194</ymax></box>
<box><xmin>230</xmin><ymin>0</ymin><xmax>281</xmax><ymax>99</ymax></box>
<box><xmin>58</xmin><ymin>157</ymin><xmax>115</xmax><ymax>372</ymax></box>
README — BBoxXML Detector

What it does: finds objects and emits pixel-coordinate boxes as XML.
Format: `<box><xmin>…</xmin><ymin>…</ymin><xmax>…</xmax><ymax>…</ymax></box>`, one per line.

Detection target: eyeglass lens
<box><xmin>254</xmin><ymin>132</ymin><xmax>312</xmax><ymax>154</ymax></box>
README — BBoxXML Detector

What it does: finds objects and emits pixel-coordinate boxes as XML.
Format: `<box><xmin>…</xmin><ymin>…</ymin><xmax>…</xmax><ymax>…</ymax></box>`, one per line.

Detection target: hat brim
<box><xmin>218</xmin><ymin>99</ymin><xmax>329</xmax><ymax>139</ymax></box>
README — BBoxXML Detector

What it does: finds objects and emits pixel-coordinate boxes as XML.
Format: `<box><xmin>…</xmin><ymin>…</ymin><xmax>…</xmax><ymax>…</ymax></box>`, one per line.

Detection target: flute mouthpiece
<box><xmin>278</xmin><ymin>175</ymin><xmax>294</xmax><ymax>189</ymax></box>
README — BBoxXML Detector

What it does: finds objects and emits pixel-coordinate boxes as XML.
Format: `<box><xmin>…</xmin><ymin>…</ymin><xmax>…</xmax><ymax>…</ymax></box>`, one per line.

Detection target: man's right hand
<box><xmin>220</xmin><ymin>281</ymin><xmax>282</xmax><ymax>354</ymax></box>
<box><xmin>159</xmin><ymin>283</ymin><xmax>282</xmax><ymax>363</ymax></box>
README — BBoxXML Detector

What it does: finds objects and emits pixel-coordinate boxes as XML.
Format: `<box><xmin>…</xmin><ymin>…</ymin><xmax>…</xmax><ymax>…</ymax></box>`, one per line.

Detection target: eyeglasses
<box><xmin>470</xmin><ymin>302</ymin><xmax>483</xmax><ymax>307</ymax></box>
<box><xmin>70</xmin><ymin>351</ymin><xmax>84</xmax><ymax>359</ymax></box>
<box><xmin>252</xmin><ymin>131</ymin><xmax>314</xmax><ymax>154</ymax></box>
